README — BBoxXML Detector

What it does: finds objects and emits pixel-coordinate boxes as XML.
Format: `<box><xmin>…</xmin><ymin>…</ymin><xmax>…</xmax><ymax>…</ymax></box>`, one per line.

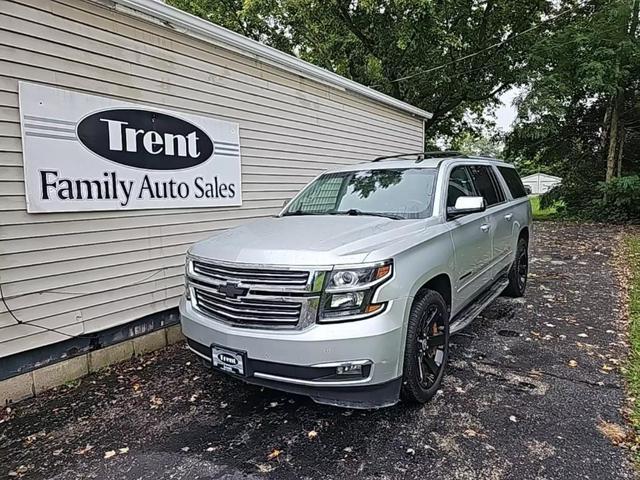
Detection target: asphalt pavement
<box><xmin>0</xmin><ymin>222</ymin><xmax>635</xmax><ymax>479</ymax></box>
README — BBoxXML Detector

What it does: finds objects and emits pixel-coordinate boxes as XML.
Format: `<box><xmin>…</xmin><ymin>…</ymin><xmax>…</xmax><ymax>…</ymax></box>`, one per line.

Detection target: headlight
<box><xmin>330</xmin><ymin>291</ymin><xmax>365</xmax><ymax>309</ymax></box>
<box><xmin>320</xmin><ymin>260</ymin><xmax>392</xmax><ymax>322</ymax></box>
<box><xmin>326</xmin><ymin>262</ymin><xmax>392</xmax><ymax>292</ymax></box>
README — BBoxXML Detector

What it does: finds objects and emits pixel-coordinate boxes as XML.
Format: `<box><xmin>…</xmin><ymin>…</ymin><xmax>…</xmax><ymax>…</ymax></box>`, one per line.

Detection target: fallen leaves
<box><xmin>104</xmin><ymin>450</ymin><xmax>116</xmax><ymax>459</ymax></box>
<box><xmin>597</xmin><ymin>420</ymin><xmax>630</xmax><ymax>445</ymax></box>
<box><xmin>256</xmin><ymin>463</ymin><xmax>274</xmax><ymax>473</ymax></box>
<box><xmin>0</xmin><ymin>407</ymin><xmax>12</xmax><ymax>424</ymax></box>
<box><xmin>267</xmin><ymin>448</ymin><xmax>282</xmax><ymax>461</ymax></box>
<box><xmin>74</xmin><ymin>444</ymin><xmax>94</xmax><ymax>455</ymax></box>
<box><xmin>7</xmin><ymin>465</ymin><xmax>28</xmax><ymax>477</ymax></box>
<box><xmin>568</xmin><ymin>360</ymin><xmax>578</xmax><ymax>368</ymax></box>
<box><xmin>307</xmin><ymin>430</ymin><xmax>318</xmax><ymax>440</ymax></box>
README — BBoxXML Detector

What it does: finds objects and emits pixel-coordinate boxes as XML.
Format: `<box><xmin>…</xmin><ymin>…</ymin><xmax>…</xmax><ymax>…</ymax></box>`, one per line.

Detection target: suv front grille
<box><xmin>187</xmin><ymin>258</ymin><xmax>324</xmax><ymax>329</ymax></box>
<box><xmin>194</xmin><ymin>287</ymin><xmax>301</xmax><ymax>327</ymax></box>
<box><xmin>193</xmin><ymin>261</ymin><xmax>309</xmax><ymax>288</ymax></box>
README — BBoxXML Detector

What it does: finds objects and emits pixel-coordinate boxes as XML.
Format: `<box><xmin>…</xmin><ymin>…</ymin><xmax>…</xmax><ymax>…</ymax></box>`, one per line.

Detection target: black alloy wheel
<box><xmin>401</xmin><ymin>290</ymin><xmax>450</xmax><ymax>404</ymax></box>
<box><xmin>504</xmin><ymin>237</ymin><xmax>529</xmax><ymax>297</ymax></box>
<box><xmin>517</xmin><ymin>243</ymin><xmax>529</xmax><ymax>291</ymax></box>
<box><xmin>416</xmin><ymin>304</ymin><xmax>447</xmax><ymax>389</ymax></box>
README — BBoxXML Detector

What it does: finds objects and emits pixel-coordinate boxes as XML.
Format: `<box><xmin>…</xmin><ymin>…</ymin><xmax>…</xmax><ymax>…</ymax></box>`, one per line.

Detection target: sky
<box><xmin>493</xmin><ymin>87</ymin><xmax>520</xmax><ymax>132</ymax></box>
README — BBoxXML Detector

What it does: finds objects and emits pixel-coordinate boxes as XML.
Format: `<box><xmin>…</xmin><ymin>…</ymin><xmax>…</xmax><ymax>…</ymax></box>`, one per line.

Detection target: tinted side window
<box><xmin>468</xmin><ymin>165</ymin><xmax>502</xmax><ymax>206</ymax></box>
<box><xmin>447</xmin><ymin>166</ymin><xmax>476</xmax><ymax>208</ymax></box>
<box><xmin>497</xmin><ymin>166</ymin><xmax>528</xmax><ymax>198</ymax></box>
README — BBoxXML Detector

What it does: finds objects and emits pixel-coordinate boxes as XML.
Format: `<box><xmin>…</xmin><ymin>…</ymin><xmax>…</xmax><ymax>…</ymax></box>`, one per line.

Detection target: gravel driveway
<box><xmin>0</xmin><ymin>222</ymin><xmax>635</xmax><ymax>479</ymax></box>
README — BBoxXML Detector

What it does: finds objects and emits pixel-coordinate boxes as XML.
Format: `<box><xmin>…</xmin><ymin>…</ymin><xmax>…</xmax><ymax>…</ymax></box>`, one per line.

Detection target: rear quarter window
<box><xmin>497</xmin><ymin>166</ymin><xmax>528</xmax><ymax>199</ymax></box>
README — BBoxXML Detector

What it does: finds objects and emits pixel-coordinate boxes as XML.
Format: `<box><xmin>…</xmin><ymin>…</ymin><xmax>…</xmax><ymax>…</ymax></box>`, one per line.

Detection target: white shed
<box><xmin>521</xmin><ymin>173</ymin><xmax>562</xmax><ymax>194</ymax></box>
<box><xmin>0</xmin><ymin>0</ymin><xmax>432</xmax><ymax>396</ymax></box>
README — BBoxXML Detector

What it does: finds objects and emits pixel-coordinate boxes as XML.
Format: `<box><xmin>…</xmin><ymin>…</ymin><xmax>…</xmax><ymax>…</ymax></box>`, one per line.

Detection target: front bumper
<box><xmin>179</xmin><ymin>296</ymin><xmax>409</xmax><ymax>408</ymax></box>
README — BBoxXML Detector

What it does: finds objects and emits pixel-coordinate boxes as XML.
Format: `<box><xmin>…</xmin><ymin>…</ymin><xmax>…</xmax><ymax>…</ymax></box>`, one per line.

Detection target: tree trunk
<box><xmin>605</xmin><ymin>90</ymin><xmax>622</xmax><ymax>183</ymax></box>
<box><xmin>616</xmin><ymin>124</ymin><xmax>625</xmax><ymax>177</ymax></box>
<box><xmin>601</xmin><ymin>100</ymin><xmax>612</xmax><ymax>153</ymax></box>
<box><xmin>630</xmin><ymin>0</ymin><xmax>640</xmax><ymax>37</ymax></box>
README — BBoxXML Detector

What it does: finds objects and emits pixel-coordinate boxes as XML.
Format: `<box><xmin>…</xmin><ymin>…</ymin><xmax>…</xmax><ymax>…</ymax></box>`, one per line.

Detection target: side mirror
<box><xmin>282</xmin><ymin>199</ymin><xmax>290</xmax><ymax>208</ymax></box>
<box><xmin>447</xmin><ymin>196</ymin><xmax>485</xmax><ymax>218</ymax></box>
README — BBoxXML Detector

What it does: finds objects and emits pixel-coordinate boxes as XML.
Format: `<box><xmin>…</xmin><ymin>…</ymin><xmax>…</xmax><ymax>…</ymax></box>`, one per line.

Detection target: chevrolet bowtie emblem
<box><xmin>218</xmin><ymin>282</ymin><xmax>249</xmax><ymax>299</ymax></box>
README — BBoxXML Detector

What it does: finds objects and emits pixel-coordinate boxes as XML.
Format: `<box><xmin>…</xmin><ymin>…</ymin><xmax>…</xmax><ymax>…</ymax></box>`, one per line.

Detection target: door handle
<box><xmin>480</xmin><ymin>224</ymin><xmax>491</xmax><ymax>232</ymax></box>
<box><xmin>504</xmin><ymin>213</ymin><xmax>513</xmax><ymax>221</ymax></box>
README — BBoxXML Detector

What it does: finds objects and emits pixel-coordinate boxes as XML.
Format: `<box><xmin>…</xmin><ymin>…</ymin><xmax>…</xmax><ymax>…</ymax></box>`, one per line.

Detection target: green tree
<box><xmin>505</xmin><ymin>0</ymin><xmax>640</xmax><ymax>220</ymax></box>
<box><xmin>168</xmin><ymin>0</ymin><xmax>555</xmax><ymax>140</ymax></box>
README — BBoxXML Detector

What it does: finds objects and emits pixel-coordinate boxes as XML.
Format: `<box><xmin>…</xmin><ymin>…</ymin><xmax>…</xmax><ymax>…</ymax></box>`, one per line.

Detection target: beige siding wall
<box><xmin>0</xmin><ymin>0</ymin><xmax>424</xmax><ymax>357</ymax></box>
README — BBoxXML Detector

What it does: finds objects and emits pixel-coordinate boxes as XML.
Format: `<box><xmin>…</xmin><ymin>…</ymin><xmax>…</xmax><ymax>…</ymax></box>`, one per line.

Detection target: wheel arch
<box><xmin>411</xmin><ymin>272</ymin><xmax>452</xmax><ymax>314</ymax></box>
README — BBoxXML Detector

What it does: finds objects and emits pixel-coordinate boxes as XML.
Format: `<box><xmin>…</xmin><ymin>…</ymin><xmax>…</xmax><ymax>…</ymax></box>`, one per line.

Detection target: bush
<box><xmin>539</xmin><ymin>175</ymin><xmax>640</xmax><ymax>223</ymax></box>
<box><xmin>595</xmin><ymin>176</ymin><xmax>640</xmax><ymax>222</ymax></box>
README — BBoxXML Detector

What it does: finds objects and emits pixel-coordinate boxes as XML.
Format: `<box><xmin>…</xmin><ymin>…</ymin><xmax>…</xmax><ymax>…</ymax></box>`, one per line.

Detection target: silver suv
<box><xmin>180</xmin><ymin>153</ymin><xmax>532</xmax><ymax>408</ymax></box>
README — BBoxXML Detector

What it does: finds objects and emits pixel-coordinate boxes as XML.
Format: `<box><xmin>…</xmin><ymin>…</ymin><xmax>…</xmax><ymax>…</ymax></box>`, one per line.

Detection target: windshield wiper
<box><xmin>281</xmin><ymin>210</ymin><xmax>319</xmax><ymax>217</ymax></box>
<box><xmin>331</xmin><ymin>209</ymin><xmax>403</xmax><ymax>220</ymax></box>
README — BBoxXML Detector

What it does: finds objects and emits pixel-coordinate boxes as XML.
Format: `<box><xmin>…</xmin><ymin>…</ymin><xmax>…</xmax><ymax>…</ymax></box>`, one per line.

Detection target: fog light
<box><xmin>336</xmin><ymin>364</ymin><xmax>363</xmax><ymax>376</ymax></box>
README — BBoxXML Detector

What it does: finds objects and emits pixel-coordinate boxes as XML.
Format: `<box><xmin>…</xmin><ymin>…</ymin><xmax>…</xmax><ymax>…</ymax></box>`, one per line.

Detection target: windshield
<box><xmin>283</xmin><ymin>168</ymin><xmax>437</xmax><ymax>220</ymax></box>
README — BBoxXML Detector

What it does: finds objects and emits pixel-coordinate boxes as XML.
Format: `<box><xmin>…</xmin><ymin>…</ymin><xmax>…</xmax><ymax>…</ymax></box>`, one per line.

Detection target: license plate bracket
<box><xmin>211</xmin><ymin>345</ymin><xmax>246</xmax><ymax>376</ymax></box>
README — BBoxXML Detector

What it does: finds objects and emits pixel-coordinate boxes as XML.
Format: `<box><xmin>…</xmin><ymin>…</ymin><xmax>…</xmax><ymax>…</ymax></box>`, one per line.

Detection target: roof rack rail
<box><xmin>372</xmin><ymin>151</ymin><xmax>466</xmax><ymax>162</ymax></box>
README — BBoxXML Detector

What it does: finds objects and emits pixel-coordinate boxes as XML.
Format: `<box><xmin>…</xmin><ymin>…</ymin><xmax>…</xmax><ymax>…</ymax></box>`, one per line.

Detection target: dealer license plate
<box><xmin>211</xmin><ymin>345</ymin><xmax>245</xmax><ymax>376</ymax></box>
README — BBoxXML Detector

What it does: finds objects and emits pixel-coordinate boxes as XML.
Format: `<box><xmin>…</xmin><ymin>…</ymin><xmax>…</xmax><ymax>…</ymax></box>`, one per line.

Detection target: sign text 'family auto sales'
<box><xmin>19</xmin><ymin>83</ymin><xmax>242</xmax><ymax>213</ymax></box>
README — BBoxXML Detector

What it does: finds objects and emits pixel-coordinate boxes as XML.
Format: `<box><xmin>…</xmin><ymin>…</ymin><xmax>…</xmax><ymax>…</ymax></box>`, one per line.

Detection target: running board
<box><xmin>449</xmin><ymin>277</ymin><xmax>509</xmax><ymax>334</ymax></box>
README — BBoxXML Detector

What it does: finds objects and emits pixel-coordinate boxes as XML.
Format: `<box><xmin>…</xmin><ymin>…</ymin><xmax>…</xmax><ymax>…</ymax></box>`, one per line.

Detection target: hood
<box><xmin>189</xmin><ymin>215</ymin><xmax>429</xmax><ymax>266</ymax></box>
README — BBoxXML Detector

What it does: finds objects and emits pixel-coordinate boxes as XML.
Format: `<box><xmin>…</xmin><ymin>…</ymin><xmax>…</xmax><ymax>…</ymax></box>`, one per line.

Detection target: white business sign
<box><xmin>19</xmin><ymin>82</ymin><xmax>242</xmax><ymax>213</ymax></box>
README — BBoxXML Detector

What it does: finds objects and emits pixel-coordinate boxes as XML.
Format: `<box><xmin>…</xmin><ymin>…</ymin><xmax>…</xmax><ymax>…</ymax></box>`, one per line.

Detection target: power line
<box><xmin>376</xmin><ymin>6</ymin><xmax>578</xmax><ymax>86</ymax></box>
<box><xmin>0</xmin><ymin>268</ymin><xmax>166</xmax><ymax>340</ymax></box>
<box><xmin>0</xmin><ymin>282</ymin><xmax>91</xmax><ymax>340</ymax></box>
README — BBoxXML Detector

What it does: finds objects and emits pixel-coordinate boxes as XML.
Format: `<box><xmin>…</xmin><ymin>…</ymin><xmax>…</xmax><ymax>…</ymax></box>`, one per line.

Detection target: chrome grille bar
<box><xmin>187</xmin><ymin>257</ymin><xmax>327</xmax><ymax>329</ymax></box>
<box><xmin>194</xmin><ymin>289</ymin><xmax>301</xmax><ymax>325</ymax></box>
<box><xmin>193</xmin><ymin>261</ymin><xmax>309</xmax><ymax>287</ymax></box>
<box><xmin>196</xmin><ymin>290</ymin><xmax>300</xmax><ymax>317</ymax></box>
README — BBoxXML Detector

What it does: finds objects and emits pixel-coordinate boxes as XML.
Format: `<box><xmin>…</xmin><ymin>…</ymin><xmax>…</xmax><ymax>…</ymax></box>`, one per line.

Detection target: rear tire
<box><xmin>503</xmin><ymin>237</ymin><xmax>528</xmax><ymax>297</ymax></box>
<box><xmin>401</xmin><ymin>290</ymin><xmax>450</xmax><ymax>404</ymax></box>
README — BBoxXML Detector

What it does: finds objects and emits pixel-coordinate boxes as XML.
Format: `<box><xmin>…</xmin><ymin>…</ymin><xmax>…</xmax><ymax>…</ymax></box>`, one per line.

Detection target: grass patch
<box><xmin>529</xmin><ymin>195</ymin><xmax>559</xmax><ymax>221</ymax></box>
<box><xmin>625</xmin><ymin>235</ymin><xmax>640</xmax><ymax>443</ymax></box>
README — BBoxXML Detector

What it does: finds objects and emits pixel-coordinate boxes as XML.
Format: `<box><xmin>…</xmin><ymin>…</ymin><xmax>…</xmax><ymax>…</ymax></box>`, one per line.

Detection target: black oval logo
<box><xmin>218</xmin><ymin>354</ymin><xmax>238</xmax><ymax>366</ymax></box>
<box><xmin>77</xmin><ymin>109</ymin><xmax>214</xmax><ymax>170</ymax></box>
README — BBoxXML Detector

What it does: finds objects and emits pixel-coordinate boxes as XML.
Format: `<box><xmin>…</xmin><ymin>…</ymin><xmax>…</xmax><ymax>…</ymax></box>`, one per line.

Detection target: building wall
<box><xmin>0</xmin><ymin>0</ymin><xmax>424</xmax><ymax>358</ymax></box>
<box><xmin>521</xmin><ymin>174</ymin><xmax>562</xmax><ymax>194</ymax></box>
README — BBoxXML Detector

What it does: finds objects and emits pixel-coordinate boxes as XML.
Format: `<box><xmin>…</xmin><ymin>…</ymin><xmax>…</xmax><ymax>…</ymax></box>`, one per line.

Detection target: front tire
<box><xmin>503</xmin><ymin>237</ymin><xmax>528</xmax><ymax>297</ymax></box>
<box><xmin>400</xmin><ymin>290</ymin><xmax>450</xmax><ymax>404</ymax></box>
